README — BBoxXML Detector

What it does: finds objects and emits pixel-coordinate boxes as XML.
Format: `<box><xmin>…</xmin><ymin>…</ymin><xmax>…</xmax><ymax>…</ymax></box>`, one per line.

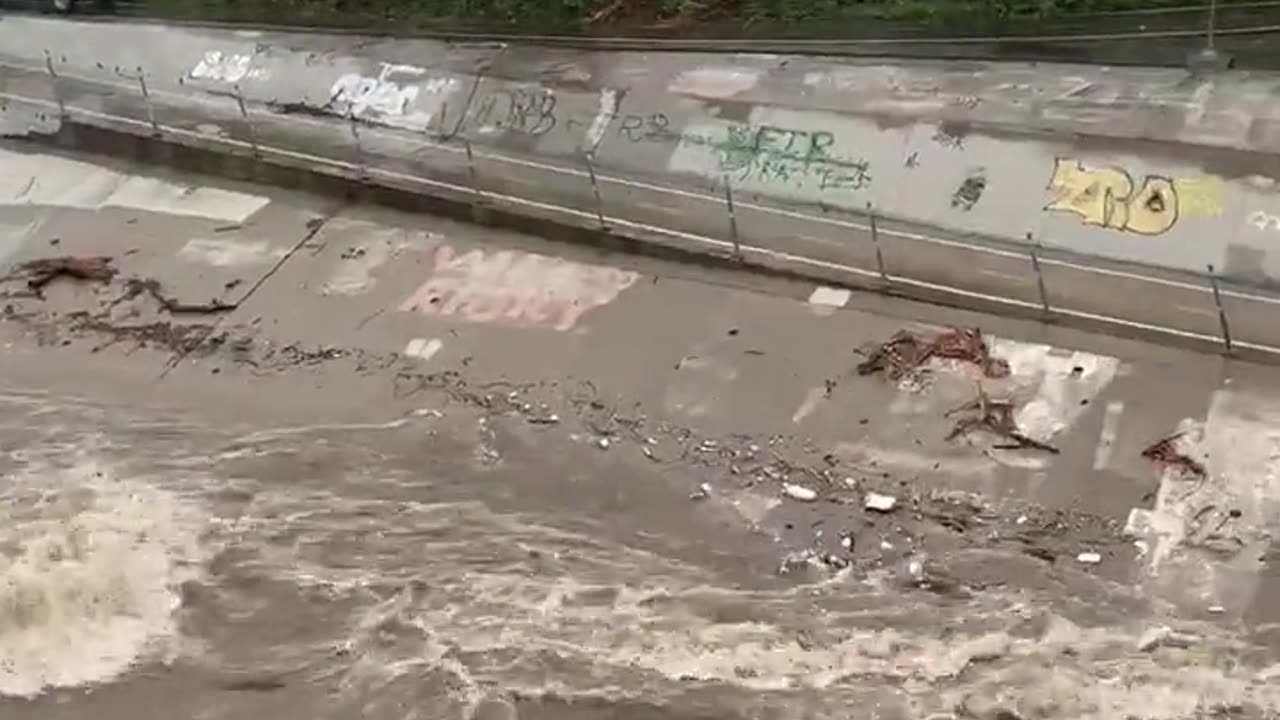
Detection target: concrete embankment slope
<box><xmin>4</xmin><ymin>15</ymin><xmax>1280</xmax><ymax>354</ymax></box>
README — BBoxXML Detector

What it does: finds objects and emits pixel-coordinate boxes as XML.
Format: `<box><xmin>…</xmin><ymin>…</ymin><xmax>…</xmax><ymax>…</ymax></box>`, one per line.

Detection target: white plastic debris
<box><xmin>1076</xmin><ymin>551</ymin><xmax>1102</xmax><ymax>565</ymax></box>
<box><xmin>597</xmin><ymin>437</ymin><xmax>611</xmax><ymax>450</ymax></box>
<box><xmin>863</xmin><ymin>492</ymin><xmax>898</xmax><ymax>512</ymax></box>
<box><xmin>690</xmin><ymin>482</ymin><xmax>712</xmax><ymax>500</ymax></box>
<box><xmin>783</xmin><ymin>483</ymin><xmax>818</xmax><ymax>502</ymax></box>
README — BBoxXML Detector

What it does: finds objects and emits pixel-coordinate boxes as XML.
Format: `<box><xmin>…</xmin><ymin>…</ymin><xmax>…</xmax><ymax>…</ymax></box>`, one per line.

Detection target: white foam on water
<box><xmin>0</xmin><ymin>459</ymin><xmax>206</xmax><ymax>698</ymax></box>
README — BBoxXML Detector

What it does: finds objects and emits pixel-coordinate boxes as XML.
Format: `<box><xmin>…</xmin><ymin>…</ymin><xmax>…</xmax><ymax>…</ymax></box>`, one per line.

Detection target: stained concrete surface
<box><xmin>1</xmin><ymin>142</ymin><xmax>1280</xmax><ymax>719</ymax></box>
<box><xmin>5</xmin><ymin>16</ymin><xmax>1280</xmax><ymax>357</ymax></box>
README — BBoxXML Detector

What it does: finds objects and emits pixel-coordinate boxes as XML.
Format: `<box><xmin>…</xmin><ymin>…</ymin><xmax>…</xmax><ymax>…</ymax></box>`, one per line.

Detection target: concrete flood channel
<box><xmin>2</xmin><ymin>13</ymin><xmax>1280</xmax><ymax>720</ymax></box>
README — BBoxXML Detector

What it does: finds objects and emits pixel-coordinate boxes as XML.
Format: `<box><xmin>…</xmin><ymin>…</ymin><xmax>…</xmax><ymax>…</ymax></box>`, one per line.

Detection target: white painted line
<box><xmin>403</xmin><ymin>337</ymin><xmax>443</xmax><ymax>362</ymax></box>
<box><xmin>1176</xmin><ymin>304</ymin><xmax>1216</xmax><ymax>317</ymax></box>
<box><xmin>1093</xmin><ymin>401</ymin><xmax>1125</xmax><ymax>470</ymax></box>
<box><xmin>791</xmin><ymin>386</ymin><xmax>826</xmax><ymax>424</ymax></box>
<box><xmin>808</xmin><ymin>286</ymin><xmax>852</xmax><ymax>308</ymax></box>
<box><xmin>980</xmin><ymin>268</ymin><xmax>1028</xmax><ymax>282</ymax></box>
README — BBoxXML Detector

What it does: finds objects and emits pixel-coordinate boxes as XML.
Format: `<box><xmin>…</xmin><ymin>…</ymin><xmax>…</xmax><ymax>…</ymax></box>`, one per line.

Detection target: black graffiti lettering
<box><xmin>618</xmin><ymin>114</ymin><xmax>644</xmax><ymax>141</ymax></box>
<box><xmin>645</xmin><ymin>113</ymin><xmax>670</xmax><ymax>140</ymax></box>
<box><xmin>473</xmin><ymin>94</ymin><xmax>499</xmax><ymax>128</ymax></box>
<box><xmin>495</xmin><ymin>88</ymin><xmax>558</xmax><ymax>137</ymax></box>
<box><xmin>806</xmin><ymin>132</ymin><xmax>836</xmax><ymax>165</ymax></box>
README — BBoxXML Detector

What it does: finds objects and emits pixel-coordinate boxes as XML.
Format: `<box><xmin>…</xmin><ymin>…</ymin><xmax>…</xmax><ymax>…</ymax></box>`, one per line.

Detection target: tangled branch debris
<box><xmin>118</xmin><ymin>278</ymin><xmax>236</xmax><ymax>315</ymax></box>
<box><xmin>1141</xmin><ymin>432</ymin><xmax>1206</xmax><ymax>479</ymax></box>
<box><xmin>72</xmin><ymin>316</ymin><xmax>213</xmax><ymax>353</ymax></box>
<box><xmin>7</xmin><ymin>256</ymin><xmax>117</xmax><ymax>296</ymax></box>
<box><xmin>945</xmin><ymin>383</ymin><xmax>1058</xmax><ymax>454</ymax></box>
<box><xmin>858</xmin><ymin>327</ymin><xmax>1010</xmax><ymax>382</ymax></box>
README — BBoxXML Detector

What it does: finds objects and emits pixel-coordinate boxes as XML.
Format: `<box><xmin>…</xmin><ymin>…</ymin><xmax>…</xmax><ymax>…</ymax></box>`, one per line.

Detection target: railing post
<box><xmin>868</xmin><ymin>202</ymin><xmax>887</xmax><ymax>283</ymax></box>
<box><xmin>1028</xmin><ymin>232</ymin><xmax>1050</xmax><ymax>318</ymax></box>
<box><xmin>348</xmin><ymin>114</ymin><xmax>366</xmax><ymax>180</ymax></box>
<box><xmin>584</xmin><ymin>151</ymin><xmax>606</xmax><ymax>230</ymax></box>
<box><xmin>1207</xmin><ymin>263</ymin><xmax>1233</xmax><ymax>354</ymax></box>
<box><xmin>723</xmin><ymin>175</ymin><xmax>741</xmax><ymax>260</ymax></box>
<box><xmin>233</xmin><ymin>84</ymin><xmax>259</xmax><ymax>159</ymax></box>
<box><xmin>136</xmin><ymin>66</ymin><xmax>158</xmax><ymax>136</ymax></box>
<box><xmin>44</xmin><ymin>51</ymin><xmax>65</xmax><ymax>119</ymax></box>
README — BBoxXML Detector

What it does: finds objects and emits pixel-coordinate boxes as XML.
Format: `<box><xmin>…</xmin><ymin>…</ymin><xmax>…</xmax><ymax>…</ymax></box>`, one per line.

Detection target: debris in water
<box><xmin>945</xmin><ymin>383</ymin><xmax>1059</xmax><ymax>453</ymax></box>
<box><xmin>8</xmin><ymin>256</ymin><xmax>117</xmax><ymax>296</ymax></box>
<box><xmin>597</xmin><ymin>437</ymin><xmax>611</xmax><ymax>450</ymax></box>
<box><xmin>864</xmin><ymin>492</ymin><xmax>898</xmax><ymax>512</ymax></box>
<box><xmin>689</xmin><ymin>482</ymin><xmax>712</xmax><ymax>500</ymax></box>
<box><xmin>1137</xmin><ymin>626</ymin><xmax>1197</xmax><ymax>652</ymax></box>
<box><xmin>526</xmin><ymin>413</ymin><xmax>561</xmax><ymax>425</ymax></box>
<box><xmin>1141</xmin><ymin>432</ymin><xmax>1207</xmax><ymax>478</ymax></box>
<box><xmin>1076</xmin><ymin>551</ymin><xmax>1102</xmax><ymax>565</ymax></box>
<box><xmin>117</xmin><ymin>278</ymin><xmax>235</xmax><ymax>314</ymax></box>
<box><xmin>857</xmin><ymin>326</ymin><xmax>1010</xmax><ymax>382</ymax></box>
<box><xmin>783</xmin><ymin>483</ymin><xmax>817</xmax><ymax>502</ymax></box>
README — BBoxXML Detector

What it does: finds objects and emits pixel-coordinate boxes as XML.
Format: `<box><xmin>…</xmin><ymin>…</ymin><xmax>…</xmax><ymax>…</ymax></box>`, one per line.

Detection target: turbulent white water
<box><xmin>0</xmin><ymin>459</ymin><xmax>205</xmax><ymax>698</ymax></box>
<box><xmin>0</xmin><ymin>393</ymin><xmax>1277</xmax><ymax>719</ymax></box>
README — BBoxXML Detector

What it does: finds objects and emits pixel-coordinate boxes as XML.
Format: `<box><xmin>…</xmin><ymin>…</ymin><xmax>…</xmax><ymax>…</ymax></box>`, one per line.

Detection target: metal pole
<box><xmin>233</xmin><ymin>84</ymin><xmax>259</xmax><ymax>159</ymax></box>
<box><xmin>584</xmin><ymin>151</ymin><xmax>606</xmax><ymax>230</ymax></box>
<box><xmin>868</xmin><ymin>202</ymin><xmax>887</xmax><ymax>282</ymax></box>
<box><xmin>137</xmin><ymin>67</ymin><xmax>158</xmax><ymax>136</ymax></box>
<box><xmin>44</xmin><ymin>51</ymin><xmax>65</xmax><ymax>119</ymax></box>
<box><xmin>723</xmin><ymin>175</ymin><xmax>741</xmax><ymax>260</ymax></box>
<box><xmin>349</xmin><ymin>115</ymin><xmax>365</xmax><ymax>179</ymax></box>
<box><xmin>464</xmin><ymin>139</ymin><xmax>479</xmax><ymax>197</ymax></box>
<box><xmin>1208</xmin><ymin>264</ymin><xmax>1233</xmax><ymax>354</ymax></box>
<box><xmin>1207</xmin><ymin>0</ymin><xmax>1218</xmax><ymax>50</ymax></box>
<box><xmin>1028</xmin><ymin>232</ymin><xmax>1050</xmax><ymax>317</ymax></box>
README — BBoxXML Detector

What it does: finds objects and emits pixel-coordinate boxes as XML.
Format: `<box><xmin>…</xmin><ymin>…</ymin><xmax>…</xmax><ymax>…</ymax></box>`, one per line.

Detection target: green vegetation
<box><xmin>139</xmin><ymin>0</ymin><xmax>1229</xmax><ymax>35</ymax></box>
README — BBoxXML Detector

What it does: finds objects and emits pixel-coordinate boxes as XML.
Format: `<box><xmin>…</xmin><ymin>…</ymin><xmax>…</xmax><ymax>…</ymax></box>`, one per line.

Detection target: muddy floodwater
<box><xmin>2</xmin><ymin>383</ymin><xmax>1278</xmax><ymax>720</ymax></box>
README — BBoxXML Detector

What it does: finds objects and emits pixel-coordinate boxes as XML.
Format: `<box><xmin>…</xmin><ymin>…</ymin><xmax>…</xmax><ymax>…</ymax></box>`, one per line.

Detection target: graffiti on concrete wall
<box><xmin>618</xmin><ymin>115</ymin><xmax>872</xmax><ymax>191</ymax></box>
<box><xmin>190</xmin><ymin>51</ymin><xmax>265</xmax><ymax>83</ymax></box>
<box><xmin>467</xmin><ymin>86</ymin><xmax>622</xmax><ymax>150</ymax></box>
<box><xmin>1174</xmin><ymin>176</ymin><xmax>1225</xmax><ymax>218</ymax></box>
<box><xmin>329</xmin><ymin>64</ymin><xmax>457</xmax><ymax>130</ymax></box>
<box><xmin>714</xmin><ymin>124</ymin><xmax>871</xmax><ymax>191</ymax></box>
<box><xmin>1249</xmin><ymin>211</ymin><xmax>1280</xmax><ymax>232</ymax></box>
<box><xmin>951</xmin><ymin>171</ymin><xmax>987</xmax><ymax>211</ymax></box>
<box><xmin>400</xmin><ymin>245</ymin><xmax>639</xmax><ymax>331</ymax></box>
<box><xmin>1044</xmin><ymin>158</ymin><xmax>1177</xmax><ymax>235</ymax></box>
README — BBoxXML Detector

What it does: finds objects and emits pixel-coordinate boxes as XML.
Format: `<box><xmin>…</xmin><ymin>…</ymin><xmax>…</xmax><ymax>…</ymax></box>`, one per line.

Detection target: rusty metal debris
<box><xmin>857</xmin><ymin>327</ymin><xmax>1010</xmax><ymax>382</ymax></box>
<box><xmin>945</xmin><ymin>383</ymin><xmax>1059</xmax><ymax>454</ymax></box>
<box><xmin>7</xmin><ymin>256</ymin><xmax>116</xmax><ymax>296</ymax></box>
<box><xmin>1141</xmin><ymin>432</ymin><xmax>1206</xmax><ymax>479</ymax></box>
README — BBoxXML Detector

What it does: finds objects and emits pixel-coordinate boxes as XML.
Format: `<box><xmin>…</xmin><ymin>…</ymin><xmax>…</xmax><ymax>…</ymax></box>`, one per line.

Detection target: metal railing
<box><xmin>2</xmin><ymin>52</ymin><xmax>1274</xmax><ymax>360</ymax></box>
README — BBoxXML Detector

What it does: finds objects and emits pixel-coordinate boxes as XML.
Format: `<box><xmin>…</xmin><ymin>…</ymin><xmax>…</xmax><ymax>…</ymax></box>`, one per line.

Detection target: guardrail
<box><xmin>3</xmin><ymin>51</ymin><xmax>1278</xmax><ymax>361</ymax></box>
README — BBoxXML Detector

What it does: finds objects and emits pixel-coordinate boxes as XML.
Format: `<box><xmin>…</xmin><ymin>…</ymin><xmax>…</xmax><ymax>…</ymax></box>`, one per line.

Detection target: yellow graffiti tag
<box><xmin>1045</xmin><ymin>158</ymin><xmax>1178</xmax><ymax>235</ymax></box>
<box><xmin>1174</xmin><ymin>176</ymin><xmax>1225</xmax><ymax>218</ymax></box>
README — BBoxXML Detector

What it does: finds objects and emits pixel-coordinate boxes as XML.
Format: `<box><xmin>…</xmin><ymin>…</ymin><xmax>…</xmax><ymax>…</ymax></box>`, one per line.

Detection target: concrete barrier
<box><xmin>4</xmin><ymin>15</ymin><xmax>1280</xmax><ymax>355</ymax></box>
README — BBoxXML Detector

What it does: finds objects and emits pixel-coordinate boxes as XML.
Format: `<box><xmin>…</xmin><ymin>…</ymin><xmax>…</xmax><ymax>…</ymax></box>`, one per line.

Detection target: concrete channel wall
<box><xmin>5</xmin><ymin>15</ymin><xmax>1280</xmax><ymax>355</ymax></box>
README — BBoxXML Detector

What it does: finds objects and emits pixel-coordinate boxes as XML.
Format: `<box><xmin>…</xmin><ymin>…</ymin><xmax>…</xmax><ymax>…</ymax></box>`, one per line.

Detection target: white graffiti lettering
<box><xmin>189</xmin><ymin>51</ymin><xmax>263</xmax><ymax>84</ymax></box>
<box><xmin>329</xmin><ymin>64</ymin><xmax>457</xmax><ymax>131</ymax></box>
<box><xmin>1249</xmin><ymin>211</ymin><xmax>1280</xmax><ymax>232</ymax></box>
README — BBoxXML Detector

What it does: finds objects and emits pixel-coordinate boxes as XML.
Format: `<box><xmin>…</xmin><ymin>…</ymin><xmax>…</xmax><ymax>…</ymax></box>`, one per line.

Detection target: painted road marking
<box><xmin>808</xmin><ymin>286</ymin><xmax>851</xmax><ymax>308</ymax></box>
<box><xmin>0</xmin><ymin>147</ymin><xmax>269</xmax><ymax>223</ymax></box>
<box><xmin>403</xmin><ymin>337</ymin><xmax>443</xmax><ymax>362</ymax></box>
<box><xmin>1093</xmin><ymin>400</ymin><xmax>1125</xmax><ymax>470</ymax></box>
<box><xmin>401</xmin><ymin>245</ymin><xmax>639</xmax><ymax>331</ymax></box>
